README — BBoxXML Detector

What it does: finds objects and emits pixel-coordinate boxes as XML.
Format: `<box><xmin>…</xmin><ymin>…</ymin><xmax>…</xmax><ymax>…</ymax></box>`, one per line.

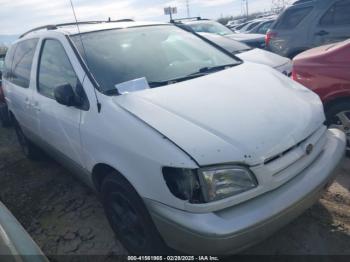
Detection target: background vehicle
<box><xmin>236</xmin><ymin>19</ymin><xmax>267</xmax><ymax>33</ymax></box>
<box><xmin>267</xmin><ymin>0</ymin><xmax>350</xmax><ymax>58</ymax></box>
<box><xmin>226</xmin><ymin>18</ymin><xmax>246</xmax><ymax>28</ymax></box>
<box><xmin>0</xmin><ymin>201</ymin><xmax>48</xmax><ymax>260</ymax></box>
<box><xmin>0</xmin><ymin>50</ymin><xmax>10</xmax><ymax>127</ymax></box>
<box><xmin>292</xmin><ymin>39</ymin><xmax>350</xmax><ymax>153</ymax></box>
<box><xmin>229</xmin><ymin>21</ymin><xmax>250</xmax><ymax>30</ymax></box>
<box><xmin>248</xmin><ymin>19</ymin><xmax>275</xmax><ymax>34</ymax></box>
<box><xmin>174</xmin><ymin>18</ymin><xmax>266</xmax><ymax>48</ymax></box>
<box><xmin>199</xmin><ymin>33</ymin><xmax>292</xmax><ymax>75</ymax></box>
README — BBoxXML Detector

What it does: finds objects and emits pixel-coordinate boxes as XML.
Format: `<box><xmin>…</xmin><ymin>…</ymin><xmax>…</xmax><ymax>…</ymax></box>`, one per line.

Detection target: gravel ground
<box><xmin>0</xmin><ymin>126</ymin><xmax>349</xmax><ymax>260</ymax></box>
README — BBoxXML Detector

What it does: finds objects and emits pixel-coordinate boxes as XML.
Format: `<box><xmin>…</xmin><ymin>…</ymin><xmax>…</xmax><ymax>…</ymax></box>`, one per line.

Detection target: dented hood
<box><xmin>114</xmin><ymin>62</ymin><xmax>325</xmax><ymax>166</ymax></box>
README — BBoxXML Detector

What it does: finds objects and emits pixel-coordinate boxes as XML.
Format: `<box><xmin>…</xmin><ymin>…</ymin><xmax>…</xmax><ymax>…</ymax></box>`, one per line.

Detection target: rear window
<box><xmin>274</xmin><ymin>6</ymin><xmax>313</xmax><ymax>30</ymax></box>
<box><xmin>320</xmin><ymin>0</ymin><xmax>350</xmax><ymax>26</ymax></box>
<box><xmin>11</xmin><ymin>39</ymin><xmax>38</xmax><ymax>88</ymax></box>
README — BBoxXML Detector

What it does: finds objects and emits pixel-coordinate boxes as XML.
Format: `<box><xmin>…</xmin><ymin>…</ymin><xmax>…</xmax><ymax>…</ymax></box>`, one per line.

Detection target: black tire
<box><xmin>325</xmin><ymin>102</ymin><xmax>350</xmax><ymax>156</ymax></box>
<box><xmin>0</xmin><ymin>105</ymin><xmax>11</xmax><ymax>127</ymax></box>
<box><xmin>13</xmin><ymin>119</ymin><xmax>41</xmax><ymax>160</ymax></box>
<box><xmin>101</xmin><ymin>173</ymin><xmax>168</xmax><ymax>254</ymax></box>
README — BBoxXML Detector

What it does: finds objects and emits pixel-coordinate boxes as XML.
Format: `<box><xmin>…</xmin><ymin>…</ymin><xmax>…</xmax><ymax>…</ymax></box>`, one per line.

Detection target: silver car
<box><xmin>267</xmin><ymin>0</ymin><xmax>350</xmax><ymax>58</ymax></box>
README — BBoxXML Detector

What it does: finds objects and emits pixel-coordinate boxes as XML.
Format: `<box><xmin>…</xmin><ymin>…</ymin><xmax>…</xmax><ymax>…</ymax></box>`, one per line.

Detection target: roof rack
<box><xmin>19</xmin><ymin>19</ymin><xmax>134</xmax><ymax>39</ymax></box>
<box><xmin>170</xmin><ymin>17</ymin><xmax>208</xmax><ymax>23</ymax></box>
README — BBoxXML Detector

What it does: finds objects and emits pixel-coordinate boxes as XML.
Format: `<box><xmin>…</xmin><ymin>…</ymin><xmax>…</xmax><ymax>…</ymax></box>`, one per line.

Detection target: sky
<box><xmin>0</xmin><ymin>0</ymin><xmax>291</xmax><ymax>35</ymax></box>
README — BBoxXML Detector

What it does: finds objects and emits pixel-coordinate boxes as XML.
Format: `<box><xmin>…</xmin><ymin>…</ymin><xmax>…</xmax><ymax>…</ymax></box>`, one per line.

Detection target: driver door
<box><xmin>32</xmin><ymin>38</ymin><xmax>88</xmax><ymax>178</ymax></box>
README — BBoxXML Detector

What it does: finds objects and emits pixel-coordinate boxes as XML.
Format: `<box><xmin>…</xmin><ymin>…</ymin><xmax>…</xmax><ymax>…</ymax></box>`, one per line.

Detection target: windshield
<box><xmin>187</xmin><ymin>21</ymin><xmax>234</xmax><ymax>36</ymax></box>
<box><xmin>71</xmin><ymin>25</ymin><xmax>239</xmax><ymax>93</ymax></box>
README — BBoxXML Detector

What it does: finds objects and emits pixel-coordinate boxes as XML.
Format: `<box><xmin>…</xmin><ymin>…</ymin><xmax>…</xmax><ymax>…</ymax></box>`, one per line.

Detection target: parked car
<box><xmin>248</xmin><ymin>19</ymin><xmax>275</xmax><ymax>34</ymax></box>
<box><xmin>198</xmin><ymin>33</ymin><xmax>292</xmax><ymax>75</ymax></box>
<box><xmin>292</xmin><ymin>39</ymin><xmax>350</xmax><ymax>153</ymax></box>
<box><xmin>174</xmin><ymin>18</ymin><xmax>266</xmax><ymax>48</ymax></box>
<box><xmin>229</xmin><ymin>21</ymin><xmax>250</xmax><ymax>30</ymax></box>
<box><xmin>267</xmin><ymin>0</ymin><xmax>350</xmax><ymax>58</ymax></box>
<box><xmin>0</xmin><ymin>201</ymin><xmax>48</xmax><ymax>261</ymax></box>
<box><xmin>0</xmin><ymin>51</ymin><xmax>11</xmax><ymax>127</ymax></box>
<box><xmin>236</xmin><ymin>19</ymin><xmax>267</xmax><ymax>33</ymax></box>
<box><xmin>226</xmin><ymin>19</ymin><xmax>246</xmax><ymax>27</ymax></box>
<box><xmin>3</xmin><ymin>20</ymin><xmax>346</xmax><ymax>254</ymax></box>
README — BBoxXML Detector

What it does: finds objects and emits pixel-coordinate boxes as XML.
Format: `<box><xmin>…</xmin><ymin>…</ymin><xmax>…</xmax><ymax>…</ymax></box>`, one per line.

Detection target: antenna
<box><xmin>186</xmin><ymin>0</ymin><xmax>190</xmax><ymax>18</ymax></box>
<box><xmin>69</xmin><ymin>0</ymin><xmax>102</xmax><ymax>113</ymax></box>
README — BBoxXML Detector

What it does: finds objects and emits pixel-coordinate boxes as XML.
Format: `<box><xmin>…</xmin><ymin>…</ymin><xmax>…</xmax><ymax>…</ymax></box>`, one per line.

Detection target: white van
<box><xmin>2</xmin><ymin>21</ymin><xmax>346</xmax><ymax>254</ymax></box>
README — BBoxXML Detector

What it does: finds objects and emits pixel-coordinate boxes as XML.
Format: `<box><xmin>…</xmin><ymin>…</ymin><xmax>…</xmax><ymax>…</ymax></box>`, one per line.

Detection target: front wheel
<box><xmin>326</xmin><ymin>102</ymin><xmax>350</xmax><ymax>155</ymax></box>
<box><xmin>101</xmin><ymin>173</ymin><xmax>168</xmax><ymax>254</ymax></box>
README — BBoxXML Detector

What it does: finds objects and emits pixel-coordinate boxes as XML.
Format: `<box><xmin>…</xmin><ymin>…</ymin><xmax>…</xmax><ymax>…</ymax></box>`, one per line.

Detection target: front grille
<box><xmin>264</xmin><ymin>135</ymin><xmax>310</xmax><ymax>165</ymax></box>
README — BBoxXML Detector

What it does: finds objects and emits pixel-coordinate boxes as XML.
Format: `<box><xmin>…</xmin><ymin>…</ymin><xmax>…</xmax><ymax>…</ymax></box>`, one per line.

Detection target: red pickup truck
<box><xmin>292</xmin><ymin>40</ymin><xmax>350</xmax><ymax>153</ymax></box>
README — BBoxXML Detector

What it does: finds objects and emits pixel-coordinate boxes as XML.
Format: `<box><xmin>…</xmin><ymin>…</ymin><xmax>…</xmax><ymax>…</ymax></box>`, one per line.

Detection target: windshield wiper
<box><xmin>149</xmin><ymin>63</ymin><xmax>238</xmax><ymax>88</ymax></box>
<box><xmin>188</xmin><ymin>64</ymin><xmax>237</xmax><ymax>76</ymax></box>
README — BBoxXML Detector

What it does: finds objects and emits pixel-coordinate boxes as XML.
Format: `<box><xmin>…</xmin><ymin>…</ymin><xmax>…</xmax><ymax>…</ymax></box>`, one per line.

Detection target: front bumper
<box><xmin>145</xmin><ymin>129</ymin><xmax>346</xmax><ymax>254</ymax></box>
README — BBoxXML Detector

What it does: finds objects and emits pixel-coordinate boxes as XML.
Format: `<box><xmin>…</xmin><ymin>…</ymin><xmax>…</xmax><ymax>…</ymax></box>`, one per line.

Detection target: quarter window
<box><xmin>11</xmin><ymin>39</ymin><xmax>38</xmax><ymax>88</ymax></box>
<box><xmin>38</xmin><ymin>39</ymin><xmax>80</xmax><ymax>99</ymax></box>
<box><xmin>320</xmin><ymin>0</ymin><xmax>350</xmax><ymax>26</ymax></box>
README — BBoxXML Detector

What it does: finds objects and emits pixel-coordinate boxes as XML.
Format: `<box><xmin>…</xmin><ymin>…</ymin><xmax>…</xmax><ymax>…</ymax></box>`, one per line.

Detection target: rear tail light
<box><xmin>265</xmin><ymin>32</ymin><xmax>277</xmax><ymax>47</ymax></box>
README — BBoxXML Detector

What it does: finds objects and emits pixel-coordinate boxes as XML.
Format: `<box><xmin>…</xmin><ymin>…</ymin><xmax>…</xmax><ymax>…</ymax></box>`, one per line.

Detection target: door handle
<box><xmin>24</xmin><ymin>98</ymin><xmax>30</xmax><ymax>108</ymax></box>
<box><xmin>33</xmin><ymin>101</ymin><xmax>40</xmax><ymax>112</ymax></box>
<box><xmin>315</xmin><ymin>30</ymin><xmax>329</xmax><ymax>36</ymax></box>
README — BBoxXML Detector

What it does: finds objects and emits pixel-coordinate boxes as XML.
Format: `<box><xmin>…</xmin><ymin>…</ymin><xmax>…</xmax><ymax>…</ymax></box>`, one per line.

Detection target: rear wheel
<box><xmin>13</xmin><ymin>119</ymin><xmax>41</xmax><ymax>160</ymax></box>
<box><xmin>0</xmin><ymin>105</ymin><xmax>11</xmax><ymax>127</ymax></box>
<box><xmin>101</xmin><ymin>173</ymin><xmax>168</xmax><ymax>254</ymax></box>
<box><xmin>326</xmin><ymin>102</ymin><xmax>350</xmax><ymax>156</ymax></box>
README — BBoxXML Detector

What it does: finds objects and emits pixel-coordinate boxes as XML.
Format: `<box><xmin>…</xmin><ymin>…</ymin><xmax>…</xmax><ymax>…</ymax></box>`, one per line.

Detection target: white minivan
<box><xmin>2</xmin><ymin>21</ymin><xmax>346</xmax><ymax>254</ymax></box>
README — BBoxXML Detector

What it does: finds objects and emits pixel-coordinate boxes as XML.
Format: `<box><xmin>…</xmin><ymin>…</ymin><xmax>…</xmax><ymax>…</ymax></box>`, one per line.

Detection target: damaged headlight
<box><xmin>198</xmin><ymin>166</ymin><xmax>258</xmax><ymax>202</ymax></box>
<box><xmin>163</xmin><ymin>166</ymin><xmax>257</xmax><ymax>203</ymax></box>
<box><xmin>162</xmin><ymin>167</ymin><xmax>203</xmax><ymax>203</ymax></box>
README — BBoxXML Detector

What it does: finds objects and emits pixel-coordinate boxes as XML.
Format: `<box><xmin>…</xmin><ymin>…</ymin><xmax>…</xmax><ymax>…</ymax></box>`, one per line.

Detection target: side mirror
<box><xmin>54</xmin><ymin>83</ymin><xmax>76</xmax><ymax>107</ymax></box>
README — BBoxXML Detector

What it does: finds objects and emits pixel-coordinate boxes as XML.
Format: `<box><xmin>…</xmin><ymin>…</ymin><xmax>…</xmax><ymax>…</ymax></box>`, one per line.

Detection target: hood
<box><xmin>294</xmin><ymin>40</ymin><xmax>350</xmax><ymax>62</ymax></box>
<box><xmin>236</xmin><ymin>48</ymin><xmax>291</xmax><ymax>69</ymax></box>
<box><xmin>226</xmin><ymin>33</ymin><xmax>265</xmax><ymax>42</ymax></box>
<box><xmin>114</xmin><ymin>63</ymin><xmax>324</xmax><ymax>167</ymax></box>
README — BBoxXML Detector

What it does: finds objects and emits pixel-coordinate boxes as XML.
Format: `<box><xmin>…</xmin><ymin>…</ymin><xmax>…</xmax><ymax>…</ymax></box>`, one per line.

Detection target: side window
<box><xmin>3</xmin><ymin>45</ymin><xmax>16</xmax><ymax>80</ymax></box>
<box><xmin>320</xmin><ymin>0</ymin><xmax>350</xmax><ymax>26</ymax></box>
<box><xmin>274</xmin><ymin>7</ymin><xmax>313</xmax><ymax>30</ymax></box>
<box><xmin>38</xmin><ymin>39</ymin><xmax>80</xmax><ymax>99</ymax></box>
<box><xmin>11</xmin><ymin>39</ymin><xmax>38</xmax><ymax>88</ymax></box>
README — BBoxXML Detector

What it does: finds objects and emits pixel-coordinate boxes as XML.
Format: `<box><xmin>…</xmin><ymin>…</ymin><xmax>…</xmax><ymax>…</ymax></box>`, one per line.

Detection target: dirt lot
<box><xmin>0</xmin><ymin>126</ymin><xmax>349</xmax><ymax>260</ymax></box>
